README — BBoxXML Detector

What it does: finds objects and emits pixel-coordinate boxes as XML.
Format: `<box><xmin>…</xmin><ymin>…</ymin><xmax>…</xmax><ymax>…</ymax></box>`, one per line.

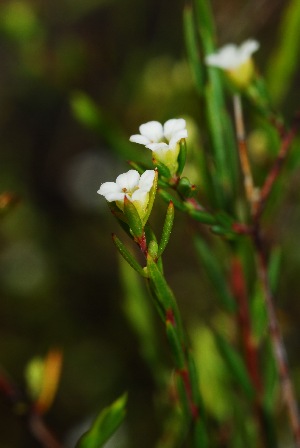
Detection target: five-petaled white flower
<box><xmin>205</xmin><ymin>39</ymin><xmax>259</xmax><ymax>87</ymax></box>
<box><xmin>97</xmin><ymin>169</ymin><xmax>155</xmax><ymax>219</ymax></box>
<box><xmin>129</xmin><ymin>119</ymin><xmax>188</xmax><ymax>176</ymax></box>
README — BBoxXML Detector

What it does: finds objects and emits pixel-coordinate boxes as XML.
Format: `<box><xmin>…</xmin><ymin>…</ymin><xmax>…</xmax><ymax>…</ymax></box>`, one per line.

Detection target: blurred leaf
<box><xmin>266</xmin><ymin>0</ymin><xmax>300</xmax><ymax>105</ymax></box>
<box><xmin>76</xmin><ymin>393</ymin><xmax>127</xmax><ymax>448</ymax></box>
<box><xmin>263</xmin><ymin>342</ymin><xmax>278</xmax><ymax>411</ymax></box>
<box><xmin>0</xmin><ymin>1</ymin><xmax>43</xmax><ymax>41</ymax></box>
<box><xmin>191</xmin><ymin>325</ymin><xmax>232</xmax><ymax>422</ymax></box>
<box><xmin>215</xmin><ymin>333</ymin><xmax>255</xmax><ymax>400</ymax></box>
<box><xmin>183</xmin><ymin>6</ymin><xmax>204</xmax><ymax>94</ymax></box>
<box><xmin>166</xmin><ymin>321</ymin><xmax>185</xmax><ymax>369</ymax></box>
<box><xmin>250</xmin><ymin>285</ymin><xmax>268</xmax><ymax>343</ymax></box>
<box><xmin>192</xmin><ymin>0</ymin><xmax>239</xmax><ymax>209</ymax></box>
<box><xmin>194</xmin><ymin>236</ymin><xmax>236</xmax><ymax>312</ymax></box>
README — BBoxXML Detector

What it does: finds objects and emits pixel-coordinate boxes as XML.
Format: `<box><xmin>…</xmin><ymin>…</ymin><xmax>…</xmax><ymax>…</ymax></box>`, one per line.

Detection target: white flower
<box><xmin>97</xmin><ymin>169</ymin><xmax>155</xmax><ymax>218</ymax></box>
<box><xmin>129</xmin><ymin>119</ymin><xmax>188</xmax><ymax>175</ymax></box>
<box><xmin>205</xmin><ymin>40</ymin><xmax>259</xmax><ymax>70</ymax></box>
<box><xmin>205</xmin><ymin>39</ymin><xmax>259</xmax><ymax>88</ymax></box>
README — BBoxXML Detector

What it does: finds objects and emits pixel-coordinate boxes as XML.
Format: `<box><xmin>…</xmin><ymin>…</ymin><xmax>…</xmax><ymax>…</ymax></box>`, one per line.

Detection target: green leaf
<box><xmin>158</xmin><ymin>189</ymin><xmax>186</xmax><ymax>212</ymax></box>
<box><xmin>147</xmin><ymin>255</ymin><xmax>184</xmax><ymax>340</ymax></box>
<box><xmin>123</xmin><ymin>196</ymin><xmax>143</xmax><ymax>238</ymax></box>
<box><xmin>194</xmin><ymin>236</ymin><xmax>236</xmax><ymax>312</ymax></box>
<box><xmin>148</xmin><ymin>240</ymin><xmax>158</xmax><ymax>259</ymax></box>
<box><xmin>166</xmin><ymin>320</ymin><xmax>185</xmax><ymax>369</ymax></box>
<box><xmin>266</xmin><ymin>0</ymin><xmax>300</xmax><ymax>105</ymax></box>
<box><xmin>76</xmin><ymin>393</ymin><xmax>127</xmax><ymax>448</ymax></box>
<box><xmin>158</xmin><ymin>201</ymin><xmax>174</xmax><ymax>257</ymax></box>
<box><xmin>215</xmin><ymin>333</ymin><xmax>254</xmax><ymax>400</ymax></box>
<box><xmin>183</xmin><ymin>6</ymin><xmax>205</xmax><ymax>94</ymax></box>
<box><xmin>153</xmin><ymin>159</ymin><xmax>172</xmax><ymax>179</ymax></box>
<box><xmin>147</xmin><ymin>254</ymin><xmax>174</xmax><ymax>311</ymax></box>
<box><xmin>142</xmin><ymin>169</ymin><xmax>158</xmax><ymax>227</ymax></box>
<box><xmin>119</xmin><ymin>257</ymin><xmax>162</xmax><ymax>381</ymax></box>
<box><xmin>112</xmin><ymin>234</ymin><xmax>147</xmax><ymax>277</ymax></box>
<box><xmin>186</xmin><ymin>207</ymin><xmax>216</xmax><ymax>225</ymax></box>
<box><xmin>177</xmin><ymin>140</ymin><xmax>187</xmax><ymax>176</ymax></box>
<box><xmin>250</xmin><ymin>284</ymin><xmax>268</xmax><ymax>343</ymax></box>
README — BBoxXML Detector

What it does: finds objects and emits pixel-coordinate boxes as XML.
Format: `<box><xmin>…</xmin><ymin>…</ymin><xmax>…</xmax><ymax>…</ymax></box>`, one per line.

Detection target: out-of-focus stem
<box><xmin>253</xmin><ymin>230</ymin><xmax>300</xmax><ymax>448</ymax></box>
<box><xmin>230</xmin><ymin>256</ymin><xmax>276</xmax><ymax>446</ymax></box>
<box><xmin>0</xmin><ymin>370</ymin><xmax>64</xmax><ymax>448</ymax></box>
<box><xmin>230</xmin><ymin>256</ymin><xmax>262</xmax><ymax>394</ymax></box>
<box><xmin>233</xmin><ymin>94</ymin><xmax>257</xmax><ymax>212</ymax></box>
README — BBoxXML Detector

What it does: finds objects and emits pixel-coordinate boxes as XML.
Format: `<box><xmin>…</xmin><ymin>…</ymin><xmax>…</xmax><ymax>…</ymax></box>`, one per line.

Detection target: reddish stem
<box><xmin>178</xmin><ymin>368</ymin><xmax>199</xmax><ymax>421</ymax></box>
<box><xmin>254</xmin><ymin>114</ymin><xmax>300</xmax><ymax>220</ymax></box>
<box><xmin>230</xmin><ymin>256</ymin><xmax>262</xmax><ymax>394</ymax></box>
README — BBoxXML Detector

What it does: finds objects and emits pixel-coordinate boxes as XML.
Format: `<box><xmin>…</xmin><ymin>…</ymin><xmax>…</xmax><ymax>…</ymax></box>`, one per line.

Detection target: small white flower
<box><xmin>205</xmin><ymin>39</ymin><xmax>259</xmax><ymax>70</ymax></box>
<box><xmin>97</xmin><ymin>169</ymin><xmax>155</xmax><ymax>218</ymax></box>
<box><xmin>130</xmin><ymin>119</ymin><xmax>188</xmax><ymax>175</ymax></box>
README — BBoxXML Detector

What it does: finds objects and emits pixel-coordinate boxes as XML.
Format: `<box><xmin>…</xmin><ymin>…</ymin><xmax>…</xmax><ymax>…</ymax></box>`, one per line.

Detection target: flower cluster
<box><xmin>97</xmin><ymin>169</ymin><xmax>155</xmax><ymax>220</ymax></box>
<box><xmin>205</xmin><ymin>39</ymin><xmax>259</xmax><ymax>87</ymax></box>
<box><xmin>130</xmin><ymin>119</ymin><xmax>187</xmax><ymax>176</ymax></box>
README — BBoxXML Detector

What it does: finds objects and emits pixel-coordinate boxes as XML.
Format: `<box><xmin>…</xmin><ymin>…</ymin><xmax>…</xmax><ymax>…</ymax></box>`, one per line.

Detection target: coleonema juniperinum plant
<box><xmin>2</xmin><ymin>1</ymin><xmax>300</xmax><ymax>448</ymax></box>
<box><xmin>93</xmin><ymin>4</ymin><xmax>300</xmax><ymax>448</ymax></box>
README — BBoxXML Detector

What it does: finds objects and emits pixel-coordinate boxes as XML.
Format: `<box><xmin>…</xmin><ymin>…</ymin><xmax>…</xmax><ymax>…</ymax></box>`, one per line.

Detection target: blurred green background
<box><xmin>0</xmin><ymin>0</ymin><xmax>300</xmax><ymax>446</ymax></box>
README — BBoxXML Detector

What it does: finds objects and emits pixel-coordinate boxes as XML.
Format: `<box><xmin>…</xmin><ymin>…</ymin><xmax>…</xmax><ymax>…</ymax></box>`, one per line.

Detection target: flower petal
<box><xmin>240</xmin><ymin>39</ymin><xmax>259</xmax><ymax>60</ymax></box>
<box><xmin>131</xmin><ymin>189</ymin><xmax>148</xmax><ymax>203</ymax></box>
<box><xmin>205</xmin><ymin>44</ymin><xmax>239</xmax><ymax>69</ymax></box>
<box><xmin>97</xmin><ymin>182</ymin><xmax>121</xmax><ymax>198</ymax></box>
<box><xmin>129</xmin><ymin>134</ymin><xmax>151</xmax><ymax>145</ymax></box>
<box><xmin>164</xmin><ymin>119</ymin><xmax>186</xmax><ymax>141</ymax></box>
<box><xmin>169</xmin><ymin>130</ymin><xmax>188</xmax><ymax>149</ymax></box>
<box><xmin>116</xmin><ymin>170</ymin><xmax>140</xmax><ymax>191</ymax></box>
<box><xmin>138</xmin><ymin>170</ymin><xmax>155</xmax><ymax>192</ymax></box>
<box><xmin>104</xmin><ymin>192</ymin><xmax>126</xmax><ymax>202</ymax></box>
<box><xmin>146</xmin><ymin>142</ymin><xmax>169</xmax><ymax>152</ymax></box>
<box><xmin>205</xmin><ymin>39</ymin><xmax>259</xmax><ymax>70</ymax></box>
<box><xmin>139</xmin><ymin>121</ymin><xmax>164</xmax><ymax>142</ymax></box>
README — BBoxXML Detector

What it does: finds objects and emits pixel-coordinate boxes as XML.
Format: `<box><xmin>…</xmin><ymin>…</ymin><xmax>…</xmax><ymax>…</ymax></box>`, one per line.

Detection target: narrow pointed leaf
<box><xmin>177</xmin><ymin>140</ymin><xmax>187</xmax><ymax>176</ymax></box>
<box><xmin>159</xmin><ymin>189</ymin><xmax>186</xmax><ymax>212</ymax></box>
<box><xmin>153</xmin><ymin>159</ymin><xmax>172</xmax><ymax>179</ymax></box>
<box><xmin>147</xmin><ymin>254</ymin><xmax>173</xmax><ymax>311</ymax></box>
<box><xmin>142</xmin><ymin>169</ymin><xmax>158</xmax><ymax>226</ymax></box>
<box><xmin>183</xmin><ymin>5</ymin><xmax>205</xmax><ymax>94</ymax></box>
<box><xmin>112</xmin><ymin>234</ymin><xmax>147</xmax><ymax>277</ymax></box>
<box><xmin>76</xmin><ymin>393</ymin><xmax>127</xmax><ymax>448</ymax></box>
<box><xmin>186</xmin><ymin>207</ymin><xmax>216</xmax><ymax>225</ymax></box>
<box><xmin>123</xmin><ymin>196</ymin><xmax>143</xmax><ymax>238</ymax></box>
<box><xmin>147</xmin><ymin>254</ymin><xmax>184</xmax><ymax>341</ymax></box>
<box><xmin>158</xmin><ymin>201</ymin><xmax>174</xmax><ymax>257</ymax></box>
